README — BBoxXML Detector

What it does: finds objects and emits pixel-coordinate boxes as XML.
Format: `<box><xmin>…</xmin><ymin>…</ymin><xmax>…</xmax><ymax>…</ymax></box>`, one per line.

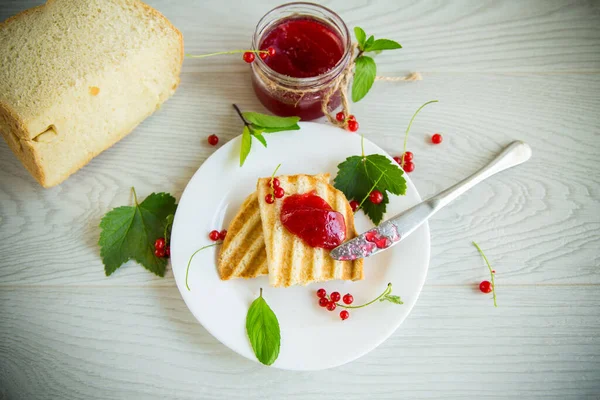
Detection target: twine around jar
<box><xmin>254</xmin><ymin>44</ymin><xmax>422</xmax><ymax>129</ymax></box>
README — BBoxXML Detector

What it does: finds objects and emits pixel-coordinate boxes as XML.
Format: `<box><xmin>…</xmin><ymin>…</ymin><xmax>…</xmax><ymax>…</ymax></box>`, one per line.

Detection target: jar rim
<box><xmin>251</xmin><ymin>2</ymin><xmax>352</xmax><ymax>88</ymax></box>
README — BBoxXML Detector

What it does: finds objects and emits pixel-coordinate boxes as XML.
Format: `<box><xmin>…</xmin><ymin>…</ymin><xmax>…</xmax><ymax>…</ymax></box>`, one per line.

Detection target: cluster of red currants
<box><xmin>392</xmin><ymin>133</ymin><xmax>443</xmax><ymax>174</ymax></box>
<box><xmin>243</xmin><ymin>47</ymin><xmax>276</xmax><ymax>63</ymax></box>
<box><xmin>209</xmin><ymin>229</ymin><xmax>227</xmax><ymax>241</ymax></box>
<box><xmin>317</xmin><ymin>288</ymin><xmax>354</xmax><ymax>320</ymax></box>
<box><xmin>335</xmin><ymin>112</ymin><xmax>359</xmax><ymax>132</ymax></box>
<box><xmin>154</xmin><ymin>237</ymin><xmax>170</xmax><ymax>258</ymax></box>
<box><xmin>265</xmin><ymin>177</ymin><xmax>285</xmax><ymax>204</ymax></box>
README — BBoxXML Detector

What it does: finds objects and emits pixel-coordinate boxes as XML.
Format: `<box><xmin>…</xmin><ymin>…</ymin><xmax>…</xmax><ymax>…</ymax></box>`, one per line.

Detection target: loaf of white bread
<box><xmin>0</xmin><ymin>0</ymin><xmax>183</xmax><ymax>187</ymax></box>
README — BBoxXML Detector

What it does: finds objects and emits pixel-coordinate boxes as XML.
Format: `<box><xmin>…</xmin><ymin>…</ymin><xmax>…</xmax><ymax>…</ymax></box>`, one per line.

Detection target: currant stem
<box><xmin>401</xmin><ymin>100</ymin><xmax>438</xmax><ymax>168</ymax></box>
<box><xmin>473</xmin><ymin>241</ymin><xmax>498</xmax><ymax>307</ymax></box>
<box><xmin>185</xmin><ymin>242</ymin><xmax>221</xmax><ymax>291</ymax></box>
<box><xmin>336</xmin><ymin>283</ymin><xmax>393</xmax><ymax>309</ymax></box>
<box><xmin>358</xmin><ymin>171</ymin><xmax>384</xmax><ymax>208</ymax></box>
<box><xmin>269</xmin><ymin>163</ymin><xmax>282</xmax><ymax>193</ymax></box>
<box><xmin>131</xmin><ymin>187</ymin><xmax>139</xmax><ymax>206</ymax></box>
<box><xmin>186</xmin><ymin>49</ymin><xmax>268</xmax><ymax>59</ymax></box>
<box><xmin>232</xmin><ymin>104</ymin><xmax>250</xmax><ymax>127</ymax></box>
<box><xmin>361</xmin><ymin>135</ymin><xmax>365</xmax><ymax>158</ymax></box>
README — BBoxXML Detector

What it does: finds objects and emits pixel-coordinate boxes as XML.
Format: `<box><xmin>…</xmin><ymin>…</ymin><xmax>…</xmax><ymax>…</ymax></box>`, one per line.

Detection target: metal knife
<box><xmin>330</xmin><ymin>140</ymin><xmax>532</xmax><ymax>261</ymax></box>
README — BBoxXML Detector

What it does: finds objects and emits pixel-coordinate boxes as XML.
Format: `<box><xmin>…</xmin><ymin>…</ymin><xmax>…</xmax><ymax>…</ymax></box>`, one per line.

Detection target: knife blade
<box><xmin>330</xmin><ymin>140</ymin><xmax>532</xmax><ymax>261</ymax></box>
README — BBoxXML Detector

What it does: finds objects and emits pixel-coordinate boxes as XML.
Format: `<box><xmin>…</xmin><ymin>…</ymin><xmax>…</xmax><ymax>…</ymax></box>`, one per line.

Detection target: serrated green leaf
<box><xmin>363</xmin><ymin>154</ymin><xmax>406</xmax><ymax>196</ymax></box>
<box><xmin>99</xmin><ymin>191</ymin><xmax>177</xmax><ymax>277</ymax></box>
<box><xmin>364</xmin><ymin>35</ymin><xmax>375</xmax><ymax>50</ymax></box>
<box><xmin>352</xmin><ymin>56</ymin><xmax>377</xmax><ymax>103</ymax></box>
<box><xmin>242</xmin><ymin>112</ymin><xmax>300</xmax><ymax>128</ymax></box>
<box><xmin>255</xmin><ymin>123</ymin><xmax>301</xmax><ymax>133</ymax></box>
<box><xmin>240</xmin><ymin>126</ymin><xmax>252</xmax><ymax>166</ymax></box>
<box><xmin>365</xmin><ymin>38</ymin><xmax>402</xmax><ymax>52</ymax></box>
<box><xmin>354</xmin><ymin>26</ymin><xmax>366</xmax><ymax>49</ymax></box>
<box><xmin>254</xmin><ymin>132</ymin><xmax>268</xmax><ymax>147</ymax></box>
<box><xmin>246</xmin><ymin>290</ymin><xmax>280</xmax><ymax>366</ymax></box>
<box><xmin>334</xmin><ymin>154</ymin><xmax>406</xmax><ymax>225</ymax></box>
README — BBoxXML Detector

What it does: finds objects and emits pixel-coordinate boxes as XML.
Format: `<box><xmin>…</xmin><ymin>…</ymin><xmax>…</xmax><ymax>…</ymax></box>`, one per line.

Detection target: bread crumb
<box><xmin>89</xmin><ymin>86</ymin><xmax>100</xmax><ymax>96</ymax></box>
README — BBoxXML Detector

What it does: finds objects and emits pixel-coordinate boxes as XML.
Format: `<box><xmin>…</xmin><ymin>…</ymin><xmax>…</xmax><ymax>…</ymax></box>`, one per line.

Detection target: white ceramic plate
<box><xmin>171</xmin><ymin>122</ymin><xmax>430</xmax><ymax>370</ymax></box>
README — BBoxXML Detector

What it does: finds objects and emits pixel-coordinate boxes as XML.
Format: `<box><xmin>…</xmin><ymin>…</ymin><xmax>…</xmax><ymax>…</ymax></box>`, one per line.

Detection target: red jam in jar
<box><xmin>251</xmin><ymin>3</ymin><xmax>351</xmax><ymax>120</ymax></box>
<box><xmin>280</xmin><ymin>191</ymin><xmax>346</xmax><ymax>250</ymax></box>
<box><xmin>259</xmin><ymin>18</ymin><xmax>344</xmax><ymax>78</ymax></box>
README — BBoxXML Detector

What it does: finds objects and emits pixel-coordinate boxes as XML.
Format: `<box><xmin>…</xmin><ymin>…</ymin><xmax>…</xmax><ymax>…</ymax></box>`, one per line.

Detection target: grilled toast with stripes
<box><xmin>218</xmin><ymin>192</ymin><xmax>268</xmax><ymax>280</ymax></box>
<box><xmin>256</xmin><ymin>174</ymin><xmax>364</xmax><ymax>287</ymax></box>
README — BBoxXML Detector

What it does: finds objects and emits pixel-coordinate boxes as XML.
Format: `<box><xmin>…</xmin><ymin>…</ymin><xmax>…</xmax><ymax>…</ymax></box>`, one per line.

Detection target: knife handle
<box><xmin>426</xmin><ymin>140</ymin><xmax>532</xmax><ymax>212</ymax></box>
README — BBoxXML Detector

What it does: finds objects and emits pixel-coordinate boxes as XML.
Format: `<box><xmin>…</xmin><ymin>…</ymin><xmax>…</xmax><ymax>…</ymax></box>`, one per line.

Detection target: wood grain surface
<box><xmin>1</xmin><ymin>0</ymin><xmax>599</xmax><ymax>399</ymax></box>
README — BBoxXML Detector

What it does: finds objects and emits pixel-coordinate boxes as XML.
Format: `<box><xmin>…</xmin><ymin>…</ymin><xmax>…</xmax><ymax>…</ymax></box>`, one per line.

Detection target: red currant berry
<box><xmin>369</xmin><ymin>190</ymin><xmax>383</xmax><ymax>204</ymax></box>
<box><xmin>209</xmin><ymin>230</ymin><xmax>220</xmax><ymax>241</ymax></box>
<box><xmin>403</xmin><ymin>161</ymin><xmax>415</xmax><ymax>173</ymax></box>
<box><xmin>348</xmin><ymin>115</ymin><xmax>356</xmax><ymax>121</ymax></box>
<box><xmin>335</xmin><ymin>112</ymin><xmax>345</xmax><ymax>122</ymax></box>
<box><xmin>479</xmin><ymin>280</ymin><xmax>493</xmax><ymax>293</ymax></box>
<box><xmin>265</xmin><ymin>194</ymin><xmax>275</xmax><ymax>204</ymax></box>
<box><xmin>403</xmin><ymin>151</ymin><xmax>414</xmax><ymax>162</ymax></box>
<box><xmin>165</xmin><ymin>246</ymin><xmax>171</xmax><ymax>257</ymax></box>
<box><xmin>432</xmin><ymin>133</ymin><xmax>443</xmax><ymax>144</ymax></box>
<box><xmin>259</xmin><ymin>51</ymin><xmax>268</xmax><ymax>60</ymax></box>
<box><xmin>242</xmin><ymin>52</ymin><xmax>255</xmax><ymax>63</ymax></box>
<box><xmin>393</xmin><ymin>156</ymin><xmax>402</xmax><ymax>165</ymax></box>
<box><xmin>342</xmin><ymin>294</ymin><xmax>353</xmax><ymax>305</ymax></box>
<box><xmin>207</xmin><ymin>134</ymin><xmax>219</xmax><ymax>146</ymax></box>
<box><xmin>271</xmin><ymin>178</ymin><xmax>280</xmax><ymax>188</ymax></box>
<box><xmin>330</xmin><ymin>292</ymin><xmax>341</xmax><ymax>302</ymax></box>
<box><xmin>317</xmin><ymin>288</ymin><xmax>327</xmax><ymax>298</ymax></box>
<box><xmin>347</xmin><ymin>120</ymin><xmax>359</xmax><ymax>132</ymax></box>
<box><xmin>267</xmin><ymin>47</ymin><xmax>276</xmax><ymax>57</ymax></box>
<box><xmin>219</xmin><ymin>230</ymin><xmax>227</xmax><ymax>240</ymax></box>
<box><xmin>154</xmin><ymin>248</ymin><xmax>165</xmax><ymax>258</ymax></box>
<box><xmin>326</xmin><ymin>301</ymin><xmax>337</xmax><ymax>311</ymax></box>
<box><xmin>154</xmin><ymin>237</ymin><xmax>165</xmax><ymax>250</ymax></box>
<box><xmin>319</xmin><ymin>297</ymin><xmax>329</xmax><ymax>307</ymax></box>
<box><xmin>340</xmin><ymin>310</ymin><xmax>350</xmax><ymax>320</ymax></box>
<box><xmin>274</xmin><ymin>187</ymin><xmax>285</xmax><ymax>199</ymax></box>
<box><xmin>349</xmin><ymin>200</ymin><xmax>359</xmax><ymax>212</ymax></box>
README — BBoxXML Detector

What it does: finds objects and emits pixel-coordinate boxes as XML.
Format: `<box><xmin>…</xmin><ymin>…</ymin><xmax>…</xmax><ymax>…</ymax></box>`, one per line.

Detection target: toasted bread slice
<box><xmin>257</xmin><ymin>174</ymin><xmax>364</xmax><ymax>287</ymax></box>
<box><xmin>218</xmin><ymin>192</ymin><xmax>268</xmax><ymax>280</ymax></box>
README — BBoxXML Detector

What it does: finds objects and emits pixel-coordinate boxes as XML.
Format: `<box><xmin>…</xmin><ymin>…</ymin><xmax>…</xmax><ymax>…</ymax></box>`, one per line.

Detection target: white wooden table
<box><xmin>1</xmin><ymin>1</ymin><xmax>599</xmax><ymax>399</ymax></box>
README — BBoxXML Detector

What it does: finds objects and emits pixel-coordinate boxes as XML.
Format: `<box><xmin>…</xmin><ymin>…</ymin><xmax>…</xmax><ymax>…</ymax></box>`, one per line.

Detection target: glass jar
<box><xmin>251</xmin><ymin>3</ymin><xmax>352</xmax><ymax>121</ymax></box>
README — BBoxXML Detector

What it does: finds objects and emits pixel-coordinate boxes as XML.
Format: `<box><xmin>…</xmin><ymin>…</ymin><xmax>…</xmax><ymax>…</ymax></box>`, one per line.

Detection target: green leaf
<box><xmin>246</xmin><ymin>289</ymin><xmax>281</xmax><ymax>366</ymax></box>
<box><xmin>240</xmin><ymin>126</ymin><xmax>252</xmax><ymax>166</ymax></box>
<box><xmin>364</xmin><ymin>35</ymin><xmax>375</xmax><ymax>50</ymax></box>
<box><xmin>99</xmin><ymin>190</ymin><xmax>177</xmax><ymax>277</ymax></box>
<box><xmin>254</xmin><ymin>132</ymin><xmax>268</xmax><ymax>147</ymax></box>
<box><xmin>354</xmin><ymin>27</ymin><xmax>366</xmax><ymax>49</ymax></box>
<box><xmin>363</xmin><ymin>154</ymin><xmax>407</xmax><ymax>195</ymax></box>
<box><xmin>257</xmin><ymin>123</ymin><xmax>301</xmax><ymax>133</ymax></box>
<box><xmin>381</xmin><ymin>294</ymin><xmax>404</xmax><ymax>304</ymax></box>
<box><xmin>242</xmin><ymin>112</ymin><xmax>300</xmax><ymax>128</ymax></box>
<box><xmin>164</xmin><ymin>214</ymin><xmax>174</xmax><ymax>244</ymax></box>
<box><xmin>352</xmin><ymin>56</ymin><xmax>376</xmax><ymax>103</ymax></box>
<box><xmin>334</xmin><ymin>154</ymin><xmax>406</xmax><ymax>225</ymax></box>
<box><xmin>365</xmin><ymin>38</ymin><xmax>402</xmax><ymax>52</ymax></box>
